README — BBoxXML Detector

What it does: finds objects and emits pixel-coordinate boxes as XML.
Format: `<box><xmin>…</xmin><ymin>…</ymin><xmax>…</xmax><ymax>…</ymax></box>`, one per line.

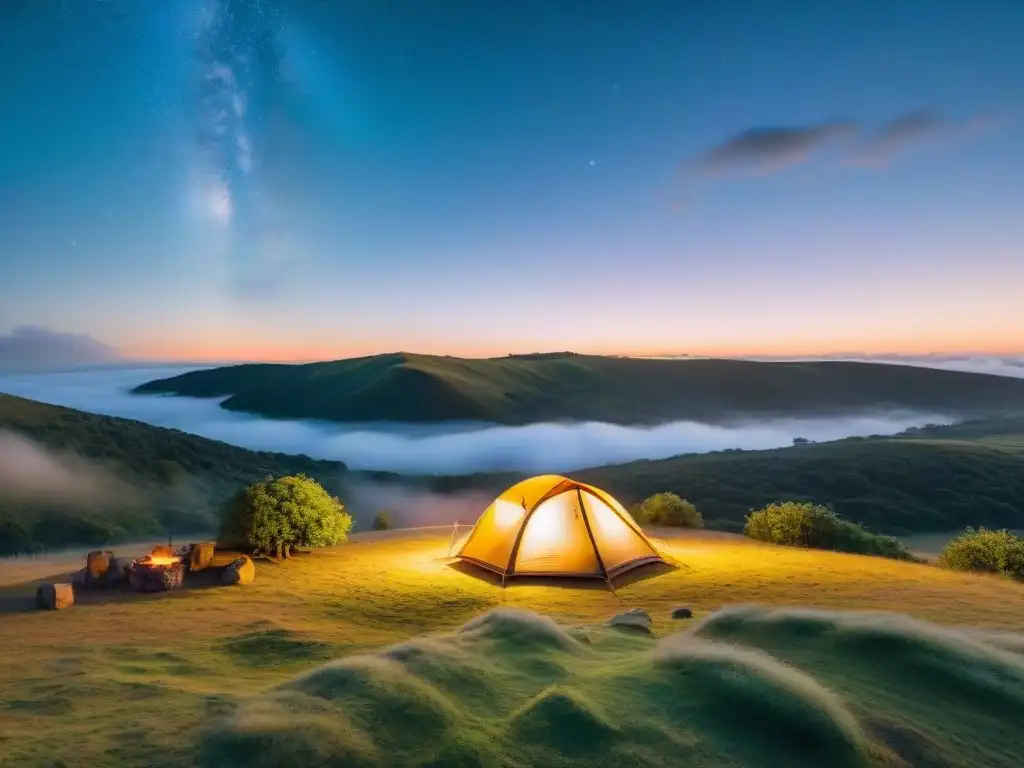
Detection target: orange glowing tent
<box><xmin>456</xmin><ymin>475</ymin><xmax>665</xmax><ymax>583</ymax></box>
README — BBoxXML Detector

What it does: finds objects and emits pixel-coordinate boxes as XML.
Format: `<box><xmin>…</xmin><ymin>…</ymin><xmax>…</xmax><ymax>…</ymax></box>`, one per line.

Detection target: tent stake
<box><xmin>605</xmin><ymin>575</ymin><xmax>622</xmax><ymax>602</ymax></box>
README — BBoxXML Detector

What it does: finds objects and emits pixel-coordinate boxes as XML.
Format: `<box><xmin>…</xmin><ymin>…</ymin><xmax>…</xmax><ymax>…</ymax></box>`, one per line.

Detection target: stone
<box><xmin>606</xmin><ymin>607</ymin><xmax>653</xmax><ymax>634</ymax></box>
<box><xmin>221</xmin><ymin>555</ymin><xmax>256</xmax><ymax>586</ymax></box>
<box><xmin>36</xmin><ymin>583</ymin><xmax>75</xmax><ymax>610</ymax></box>
<box><xmin>671</xmin><ymin>606</ymin><xmax>693</xmax><ymax>620</ymax></box>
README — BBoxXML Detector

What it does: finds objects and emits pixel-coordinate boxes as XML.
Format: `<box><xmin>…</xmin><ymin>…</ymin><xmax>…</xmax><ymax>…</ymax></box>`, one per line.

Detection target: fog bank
<box><xmin>0</xmin><ymin>429</ymin><xmax>129</xmax><ymax>504</ymax></box>
<box><xmin>0</xmin><ymin>366</ymin><xmax>962</xmax><ymax>475</ymax></box>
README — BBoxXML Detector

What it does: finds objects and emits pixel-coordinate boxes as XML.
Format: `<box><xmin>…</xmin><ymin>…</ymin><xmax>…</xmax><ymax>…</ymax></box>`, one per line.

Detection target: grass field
<box><xmin>132</xmin><ymin>352</ymin><xmax>1024</xmax><ymax>425</ymax></box>
<box><xmin>2</xmin><ymin>529</ymin><xmax>1023</xmax><ymax>767</ymax></box>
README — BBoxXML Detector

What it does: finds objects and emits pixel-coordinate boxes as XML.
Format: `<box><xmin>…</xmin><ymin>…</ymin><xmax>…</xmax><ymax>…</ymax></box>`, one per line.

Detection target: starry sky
<box><xmin>1</xmin><ymin>0</ymin><xmax>1022</xmax><ymax>363</ymax></box>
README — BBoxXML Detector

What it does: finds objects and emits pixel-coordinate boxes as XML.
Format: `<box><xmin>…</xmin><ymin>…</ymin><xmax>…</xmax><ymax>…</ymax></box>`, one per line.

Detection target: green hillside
<box><xmin>3</xmin><ymin>393</ymin><xmax>1024</xmax><ymax>553</ymax></box>
<box><xmin>0</xmin><ymin>393</ymin><xmax>348</xmax><ymax>554</ymax></box>
<box><xmin>397</xmin><ymin>417</ymin><xmax>1024</xmax><ymax>536</ymax></box>
<box><xmin>132</xmin><ymin>352</ymin><xmax>1024</xmax><ymax>425</ymax></box>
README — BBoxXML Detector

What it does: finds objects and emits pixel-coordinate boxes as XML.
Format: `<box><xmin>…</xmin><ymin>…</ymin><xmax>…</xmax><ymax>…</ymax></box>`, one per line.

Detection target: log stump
<box><xmin>36</xmin><ymin>583</ymin><xmax>75</xmax><ymax>610</ymax></box>
<box><xmin>128</xmin><ymin>562</ymin><xmax>185</xmax><ymax>592</ymax></box>
<box><xmin>189</xmin><ymin>541</ymin><xmax>216</xmax><ymax>572</ymax></box>
<box><xmin>221</xmin><ymin>555</ymin><xmax>255</xmax><ymax>586</ymax></box>
<box><xmin>85</xmin><ymin>550</ymin><xmax>113</xmax><ymax>584</ymax></box>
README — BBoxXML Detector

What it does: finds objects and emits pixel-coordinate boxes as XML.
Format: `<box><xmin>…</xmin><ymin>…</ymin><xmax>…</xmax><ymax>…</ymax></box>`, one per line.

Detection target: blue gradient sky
<box><xmin>1</xmin><ymin>0</ymin><xmax>1021</xmax><ymax>361</ymax></box>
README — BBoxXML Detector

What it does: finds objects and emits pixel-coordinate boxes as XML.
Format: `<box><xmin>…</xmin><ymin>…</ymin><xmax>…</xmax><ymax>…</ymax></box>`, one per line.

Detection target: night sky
<box><xmin>1</xmin><ymin>1</ymin><xmax>1021</xmax><ymax>362</ymax></box>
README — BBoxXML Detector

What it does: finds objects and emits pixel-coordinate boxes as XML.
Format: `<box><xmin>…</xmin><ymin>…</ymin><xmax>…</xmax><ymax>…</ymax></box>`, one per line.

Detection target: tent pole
<box><xmin>576</xmin><ymin>487</ymin><xmax>614</xmax><ymax>591</ymax></box>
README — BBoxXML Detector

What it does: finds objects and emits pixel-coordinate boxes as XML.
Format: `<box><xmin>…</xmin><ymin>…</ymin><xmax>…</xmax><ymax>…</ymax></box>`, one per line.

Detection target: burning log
<box><xmin>128</xmin><ymin>548</ymin><xmax>186</xmax><ymax>592</ymax></box>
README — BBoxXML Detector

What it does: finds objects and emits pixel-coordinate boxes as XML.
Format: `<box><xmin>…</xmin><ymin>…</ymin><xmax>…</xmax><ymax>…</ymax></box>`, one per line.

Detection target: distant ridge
<box><xmin>133</xmin><ymin>352</ymin><xmax>1024</xmax><ymax>426</ymax></box>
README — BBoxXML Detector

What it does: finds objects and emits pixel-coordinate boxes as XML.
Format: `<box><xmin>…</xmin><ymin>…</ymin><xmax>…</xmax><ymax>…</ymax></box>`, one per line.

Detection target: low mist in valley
<box><xmin>0</xmin><ymin>365</ymin><xmax>977</xmax><ymax>475</ymax></box>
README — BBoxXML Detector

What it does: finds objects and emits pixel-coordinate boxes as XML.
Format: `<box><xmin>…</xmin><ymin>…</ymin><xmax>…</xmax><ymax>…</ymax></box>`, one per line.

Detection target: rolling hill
<box><xmin>0</xmin><ymin>393</ymin><xmax>348</xmax><ymax>554</ymax></box>
<box><xmin>132</xmin><ymin>352</ymin><xmax>1024</xmax><ymax>425</ymax></box>
<box><xmin>3</xmin><ymin>393</ymin><xmax>1024</xmax><ymax>553</ymax></box>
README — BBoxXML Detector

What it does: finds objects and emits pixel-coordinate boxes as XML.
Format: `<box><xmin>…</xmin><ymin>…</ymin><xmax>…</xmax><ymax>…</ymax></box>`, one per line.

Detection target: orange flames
<box><xmin>136</xmin><ymin>553</ymin><xmax>182</xmax><ymax>568</ymax></box>
<box><xmin>146</xmin><ymin>555</ymin><xmax>181</xmax><ymax>567</ymax></box>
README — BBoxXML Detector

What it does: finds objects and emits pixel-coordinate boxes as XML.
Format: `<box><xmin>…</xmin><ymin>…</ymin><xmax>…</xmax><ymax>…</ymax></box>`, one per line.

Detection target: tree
<box><xmin>633</xmin><ymin>492</ymin><xmax>703</xmax><ymax>528</ymax></box>
<box><xmin>939</xmin><ymin>527</ymin><xmax>1024</xmax><ymax>580</ymax></box>
<box><xmin>372</xmin><ymin>511</ymin><xmax>393</xmax><ymax>531</ymax></box>
<box><xmin>219</xmin><ymin>475</ymin><xmax>352</xmax><ymax>559</ymax></box>
<box><xmin>0</xmin><ymin>517</ymin><xmax>34</xmax><ymax>556</ymax></box>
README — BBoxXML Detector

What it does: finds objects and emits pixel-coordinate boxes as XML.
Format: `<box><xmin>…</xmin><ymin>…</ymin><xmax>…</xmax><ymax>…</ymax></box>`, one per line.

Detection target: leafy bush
<box><xmin>744</xmin><ymin>501</ymin><xmax>912</xmax><ymax>560</ymax></box>
<box><xmin>633</xmin><ymin>492</ymin><xmax>703</xmax><ymax>528</ymax></box>
<box><xmin>372</xmin><ymin>511</ymin><xmax>393</xmax><ymax>531</ymax></box>
<box><xmin>219</xmin><ymin>474</ymin><xmax>352</xmax><ymax>559</ymax></box>
<box><xmin>939</xmin><ymin>527</ymin><xmax>1024</xmax><ymax>580</ymax></box>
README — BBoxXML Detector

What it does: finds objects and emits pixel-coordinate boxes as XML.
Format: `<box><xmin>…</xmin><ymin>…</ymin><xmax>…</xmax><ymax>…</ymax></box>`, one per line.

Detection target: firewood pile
<box><xmin>35</xmin><ymin>541</ymin><xmax>252</xmax><ymax>610</ymax></box>
<box><xmin>128</xmin><ymin>559</ymin><xmax>186</xmax><ymax>592</ymax></box>
<box><xmin>126</xmin><ymin>545</ymin><xmax>188</xmax><ymax>592</ymax></box>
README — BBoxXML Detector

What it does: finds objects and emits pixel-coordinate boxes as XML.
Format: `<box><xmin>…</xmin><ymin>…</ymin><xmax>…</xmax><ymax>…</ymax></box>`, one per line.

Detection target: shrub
<box><xmin>219</xmin><ymin>474</ymin><xmax>352</xmax><ymax>559</ymax></box>
<box><xmin>744</xmin><ymin>501</ymin><xmax>912</xmax><ymax>560</ymax></box>
<box><xmin>939</xmin><ymin>527</ymin><xmax>1024</xmax><ymax>580</ymax></box>
<box><xmin>372</xmin><ymin>511</ymin><xmax>393</xmax><ymax>531</ymax></box>
<box><xmin>634</xmin><ymin>493</ymin><xmax>703</xmax><ymax>528</ymax></box>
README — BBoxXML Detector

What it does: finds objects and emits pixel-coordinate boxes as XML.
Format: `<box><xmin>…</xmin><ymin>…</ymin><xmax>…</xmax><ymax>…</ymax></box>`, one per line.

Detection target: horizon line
<box><xmin>58</xmin><ymin>347</ymin><xmax>1024</xmax><ymax>369</ymax></box>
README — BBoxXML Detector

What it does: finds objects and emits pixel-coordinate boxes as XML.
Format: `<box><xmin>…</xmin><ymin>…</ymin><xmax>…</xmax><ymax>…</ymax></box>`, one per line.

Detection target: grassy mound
<box><xmin>198</xmin><ymin>605</ymin><xmax>1024</xmax><ymax>768</ymax></box>
<box><xmin>695</xmin><ymin>606</ymin><xmax>1024</xmax><ymax>766</ymax></box>
<box><xmin>506</xmin><ymin>687</ymin><xmax>620</xmax><ymax>755</ymax></box>
<box><xmin>223</xmin><ymin>627</ymin><xmax>338</xmax><ymax>668</ymax></box>
<box><xmin>647</xmin><ymin>636</ymin><xmax>870</xmax><ymax>767</ymax></box>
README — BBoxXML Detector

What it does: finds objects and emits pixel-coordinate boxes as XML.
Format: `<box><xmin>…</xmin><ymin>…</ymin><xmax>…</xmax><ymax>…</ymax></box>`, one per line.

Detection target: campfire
<box><xmin>135</xmin><ymin>553</ymin><xmax>182</xmax><ymax>568</ymax></box>
<box><xmin>128</xmin><ymin>546</ymin><xmax>187</xmax><ymax>593</ymax></box>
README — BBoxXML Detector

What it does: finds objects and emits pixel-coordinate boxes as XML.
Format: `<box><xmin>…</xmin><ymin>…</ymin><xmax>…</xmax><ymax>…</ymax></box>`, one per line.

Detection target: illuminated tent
<box><xmin>456</xmin><ymin>475</ymin><xmax>665</xmax><ymax>582</ymax></box>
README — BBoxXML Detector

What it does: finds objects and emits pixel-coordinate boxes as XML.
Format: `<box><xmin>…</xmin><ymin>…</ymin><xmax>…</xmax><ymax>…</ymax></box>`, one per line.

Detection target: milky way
<box><xmin>190</xmin><ymin>0</ymin><xmax>287</xmax><ymax>295</ymax></box>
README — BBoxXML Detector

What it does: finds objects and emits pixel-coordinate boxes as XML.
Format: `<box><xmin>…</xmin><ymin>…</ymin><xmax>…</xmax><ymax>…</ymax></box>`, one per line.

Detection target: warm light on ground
<box><xmin>2</xmin><ymin>528</ymin><xmax>1024</xmax><ymax>766</ymax></box>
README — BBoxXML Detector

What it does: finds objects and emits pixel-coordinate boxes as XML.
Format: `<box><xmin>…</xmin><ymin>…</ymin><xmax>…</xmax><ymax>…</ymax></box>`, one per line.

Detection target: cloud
<box><xmin>692</xmin><ymin>121</ymin><xmax>856</xmax><ymax>177</ymax></box>
<box><xmin>0</xmin><ymin>430</ymin><xmax>125</xmax><ymax>505</ymax></box>
<box><xmin>0</xmin><ymin>327</ymin><xmax>119</xmax><ymax>373</ymax></box>
<box><xmin>845</xmin><ymin>108</ymin><xmax>945</xmax><ymax>167</ymax></box>
<box><xmin>0</xmin><ymin>367</ymin><xmax>964</xmax><ymax>476</ymax></box>
<box><xmin>816</xmin><ymin>354</ymin><xmax>1024</xmax><ymax>379</ymax></box>
<box><xmin>688</xmin><ymin>107</ymin><xmax>991</xmax><ymax>183</ymax></box>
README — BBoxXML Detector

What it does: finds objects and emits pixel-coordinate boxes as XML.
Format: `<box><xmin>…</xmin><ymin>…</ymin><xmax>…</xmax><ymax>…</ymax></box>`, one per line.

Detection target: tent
<box><xmin>456</xmin><ymin>475</ymin><xmax>665</xmax><ymax>583</ymax></box>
